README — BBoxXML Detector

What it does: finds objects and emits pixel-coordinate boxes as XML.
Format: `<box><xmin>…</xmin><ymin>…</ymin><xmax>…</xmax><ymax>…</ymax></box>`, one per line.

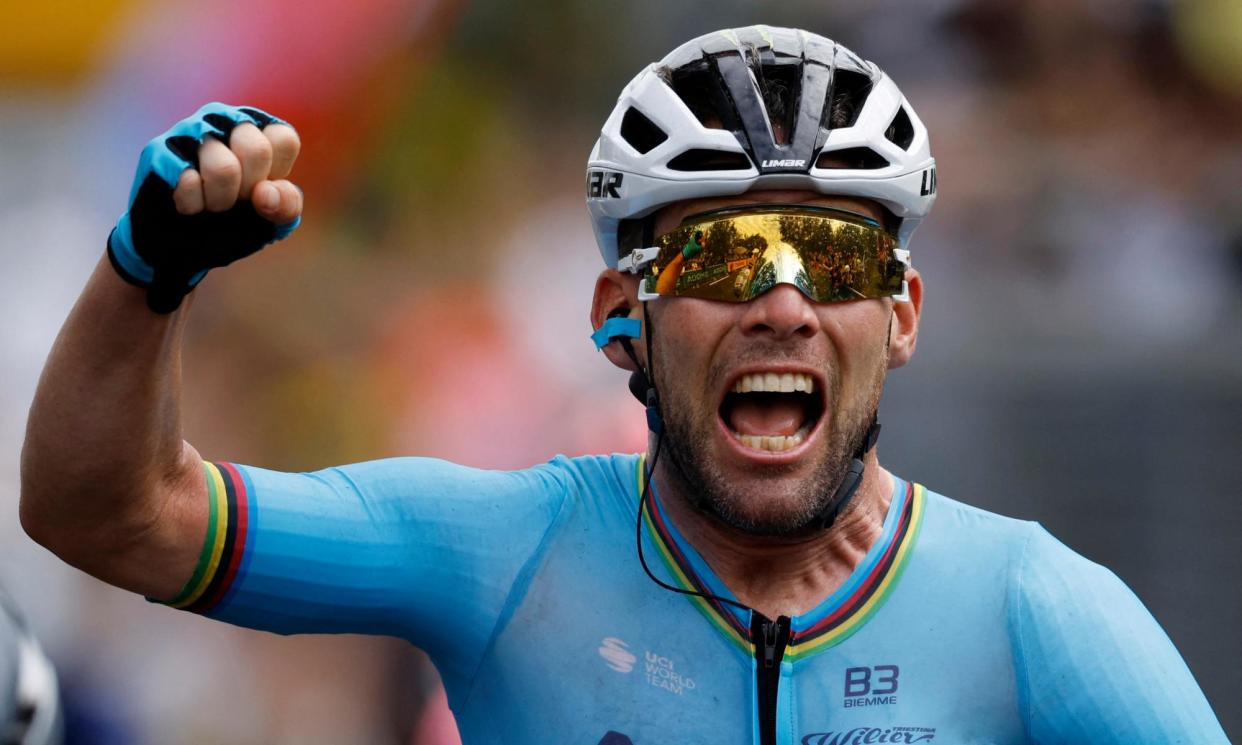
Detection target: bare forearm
<box><xmin>19</xmin><ymin>105</ymin><xmax>302</xmax><ymax>598</ymax></box>
<box><xmin>19</xmin><ymin>253</ymin><xmax>203</xmax><ymax>591</ymax></box>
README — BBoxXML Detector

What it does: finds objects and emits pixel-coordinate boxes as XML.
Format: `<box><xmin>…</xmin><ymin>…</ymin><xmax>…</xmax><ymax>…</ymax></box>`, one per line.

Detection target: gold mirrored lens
<box><xmin>641</xmin><ymin>207</ymin><xmax>904</xmax><ymax>303</ymax></box>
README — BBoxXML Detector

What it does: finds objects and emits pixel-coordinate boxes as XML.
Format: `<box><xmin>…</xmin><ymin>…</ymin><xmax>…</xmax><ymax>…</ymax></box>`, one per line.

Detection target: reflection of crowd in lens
<box><xmin>778</xmin><ymin>214</ymin><xmax>894</xmax><ymax>300</ymax></box>
<box><xmin>700</xmin><ymin>220</ymin><xmax>738</xmax><ymax>269</ymax></box>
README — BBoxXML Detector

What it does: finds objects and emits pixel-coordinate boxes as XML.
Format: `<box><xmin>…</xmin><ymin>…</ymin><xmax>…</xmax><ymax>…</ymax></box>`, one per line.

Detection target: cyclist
<box><xmin>0</xmin><ymin>590</ymin><xmax>63</xmax><ymax>745</ymax></box>
<box><xmin>19</xmin><ymin>26</ymin><xmax>1227</xmax><ymax>744</ymax></box>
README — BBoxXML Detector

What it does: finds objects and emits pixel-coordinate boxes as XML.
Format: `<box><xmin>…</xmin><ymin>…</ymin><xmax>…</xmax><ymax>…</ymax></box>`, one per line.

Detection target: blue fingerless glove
<box><xmin>107</xmin><ymin>102</ymin><xmax>302</xmax><ymax>314</ymax></box>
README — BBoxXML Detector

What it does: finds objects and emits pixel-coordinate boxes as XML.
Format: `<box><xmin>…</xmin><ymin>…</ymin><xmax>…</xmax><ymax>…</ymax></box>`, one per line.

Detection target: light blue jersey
<box><xmin>164</xmin><ymin>455</ymin><xmax>1226</xmax><ymax>744</ymax></box>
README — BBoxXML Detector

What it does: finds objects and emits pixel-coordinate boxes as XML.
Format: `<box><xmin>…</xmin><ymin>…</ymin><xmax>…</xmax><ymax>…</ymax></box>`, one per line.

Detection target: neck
<box><xmin>650</xmin><ymin>449</ymin><xmax>893</xmax><ymax>620</ymax></box>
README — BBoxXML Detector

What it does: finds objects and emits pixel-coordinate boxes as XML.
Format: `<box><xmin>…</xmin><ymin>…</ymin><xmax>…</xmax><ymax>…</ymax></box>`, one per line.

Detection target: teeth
<box><xmin>734</xmin><ymin>424</ymin><xmax>812</xmax><ymax>452</ymax></box>
<box><xmin>731</xmin><ymin>372</ymin><xmax>815</xmax><ymax>394</ymax></box>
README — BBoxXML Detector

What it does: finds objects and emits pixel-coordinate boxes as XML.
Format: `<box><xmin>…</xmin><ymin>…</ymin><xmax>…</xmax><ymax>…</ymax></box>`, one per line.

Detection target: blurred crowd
<box><xmin>1</xmin><ymin>0</ymin><xmax>1238</xmax><ymax>742</ymax></box>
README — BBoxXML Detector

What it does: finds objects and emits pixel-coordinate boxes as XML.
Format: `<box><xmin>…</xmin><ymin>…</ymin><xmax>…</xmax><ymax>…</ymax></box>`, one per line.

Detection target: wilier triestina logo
<box><xmin>801</xmin><ymin>726</ymin><xmax>937</xmax><ymax>745</ymax></box>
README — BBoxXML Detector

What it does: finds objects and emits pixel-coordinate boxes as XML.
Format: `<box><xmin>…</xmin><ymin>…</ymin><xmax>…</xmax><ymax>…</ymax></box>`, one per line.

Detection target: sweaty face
<box><xmin>649</xmin><ymin>192</ymin><xmax>894</xmax><ymax>536</ymax></box>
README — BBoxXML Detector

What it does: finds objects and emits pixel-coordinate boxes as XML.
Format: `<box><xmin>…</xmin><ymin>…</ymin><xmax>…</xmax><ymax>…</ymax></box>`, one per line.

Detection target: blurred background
<box><xmin>1</xmin><ymin>0</ymin><xmax>1239</xmax><ymax>741</ymax></box>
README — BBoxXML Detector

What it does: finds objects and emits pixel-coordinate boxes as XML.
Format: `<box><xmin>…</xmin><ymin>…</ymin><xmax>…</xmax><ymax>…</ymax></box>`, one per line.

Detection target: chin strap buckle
<box><xmin>863</xmin><ymin>421</ymin><xmax>881</xmax><ymax>452</ymax></box>
<box><xmin>618</xmin><ymin>246</ymin><xmax>660</xmax><ymax>274</ymax></box>
<box><xmin>645</xmin><ymin>389</ymin><xmax>663</xmax><ymax>435</ymax></box>
<box><xmin>892</xmin><ymin>249</ymin><xmax>911</xmax><ymax>303</ymax></box>
<box><xmin>816</xmin><ymin>421</ymin><xmax>882</xmax><ymax>530</ymax></box>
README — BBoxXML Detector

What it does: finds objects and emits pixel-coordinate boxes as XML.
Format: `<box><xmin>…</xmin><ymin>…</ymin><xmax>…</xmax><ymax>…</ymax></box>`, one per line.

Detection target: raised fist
<box><xmin>682</xmin><ymin>230</ymin><xmax>703</xmax><ymax>260</ymax></box>
<box><xmin>107</xmin><ymin>103</ymin><xmax>304</xmax><ymax>313</ymax></box>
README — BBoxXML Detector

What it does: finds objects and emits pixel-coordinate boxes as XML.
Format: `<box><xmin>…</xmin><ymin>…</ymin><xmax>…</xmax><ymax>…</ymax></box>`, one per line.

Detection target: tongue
<box><xmin>727</xmin><ymin>396</ymin><xmax>804</xmax><ymax>437</ymax></box>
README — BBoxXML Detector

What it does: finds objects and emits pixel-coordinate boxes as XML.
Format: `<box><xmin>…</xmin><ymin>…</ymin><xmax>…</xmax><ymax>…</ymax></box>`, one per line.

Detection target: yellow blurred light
<box><xmin>1174</xmin><ymin>0</ymin><xmax>1242</xmax><ymax>95</ymax></box>
<box><xmin>0</xmin><ymin>0</ymin><xmax>133</xmax><ymax>82</ymax></box>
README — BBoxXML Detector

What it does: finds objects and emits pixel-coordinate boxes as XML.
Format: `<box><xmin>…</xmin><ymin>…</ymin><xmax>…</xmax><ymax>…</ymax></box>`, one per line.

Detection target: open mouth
<box><xmin>718</xmin><ymin>372</ymin><xmax>826</xmax><ymax>453</ymax></box>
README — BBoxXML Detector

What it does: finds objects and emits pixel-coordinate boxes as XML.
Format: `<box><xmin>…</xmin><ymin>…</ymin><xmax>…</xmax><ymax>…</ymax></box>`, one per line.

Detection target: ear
<box><xmin>591</xmin><ymin>269</ymin><xmax>643</xmax><ymax>372</ymax></box>
<box><xmin>887</xmin><ymin>267</ymin><xmax>923</xmax><ymax>370</ymax></box>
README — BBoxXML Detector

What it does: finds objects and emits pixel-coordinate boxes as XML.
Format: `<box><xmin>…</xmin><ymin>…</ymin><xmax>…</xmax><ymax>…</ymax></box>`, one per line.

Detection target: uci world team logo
<box><xmin>597</xmin><ymin>636</ymin><xmax>697</xmax><ymax>696</ymax></box>
<box><xmin>598</xmin><ymin>637</ymin><xmax>637</xmax><ymax>672</ymax></box>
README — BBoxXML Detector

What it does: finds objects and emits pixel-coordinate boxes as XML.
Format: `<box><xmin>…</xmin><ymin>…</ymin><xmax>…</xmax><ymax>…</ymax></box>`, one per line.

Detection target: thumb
<box><xmin>251</xmin><ymin>180</ymin><xmax>303</xmax><ymax>224</ymax></box>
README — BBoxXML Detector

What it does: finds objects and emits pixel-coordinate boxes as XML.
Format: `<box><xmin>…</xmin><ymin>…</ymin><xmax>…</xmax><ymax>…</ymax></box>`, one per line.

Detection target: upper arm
<box><xmin>20</xmin><ymin>441</ymin><xmax>212</xmax><ymax>602</ymax></box>
<box><xmin>1010</xmin><ymin>526</ymin><xmax>1227</xmax><ymax>743</ymax></box>
<box><xmin>152</xmin><ymin>456</ymin><xmax>570</xmax><ymax>685</ymax></box>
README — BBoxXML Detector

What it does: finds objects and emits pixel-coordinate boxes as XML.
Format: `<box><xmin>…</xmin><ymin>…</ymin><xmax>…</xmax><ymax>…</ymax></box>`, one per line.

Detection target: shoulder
<box><xmin>1002</xmin><ymin>520</ymin><xmax>1227</xmax><ymax>739</ymax></box>
<box><xmin>893</xmin><ymin>484</ymin><xmax>1052</xmax><ymax>620</ymax></box>
<box><xmin>919</xmin><ymin>487</ymin><xmax>1030</xmax><ymax>532</ymax></box>
<box><xmin>913</xmin><ymin>485</ymin><xmax>1038</xmax><ymax>567</ymax></box>
<box><xmin>545</xmin><ymin>452</ymin><xmax>641</xmax><ymax>491</ymax></box>
<box><xmin>913</xmin><ymin>486</ymin><xmax>1124</xmax><ymax>611</ymax></box>
<box><xmin>242</xmin><ymin>452</ymin><xmax>641</xmax><ymax>506</ymax></box>
<box><xmin>543</xmin><ymin>452</ymin><xmax>642</xmax><ymax>511</ymax></box>
<box><xmin>907</xmin><ymin>485</ymin><xmax>1154</xmax><ymax>643</ymax></box>
<box><xmin>1009</xmin><ymin>521</ymin><xmax>1127</xmax><ymax>612</ymax></box>
<box><xmin>263</xmin><ymin>455</ymin><xmax>583</xmax><ymax>506</ymax></box>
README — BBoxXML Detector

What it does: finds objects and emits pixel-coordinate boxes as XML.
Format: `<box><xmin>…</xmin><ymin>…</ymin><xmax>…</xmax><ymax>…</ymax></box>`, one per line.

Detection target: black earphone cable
<box><xmin>634</xmin><ymin>435</ymin><xmax>753</xmax><ymax>614</ymax></box>
<box><xmin>629</xmin><ymin>301</ymin><xmax>754</xmax><ymax>615</ymax></box>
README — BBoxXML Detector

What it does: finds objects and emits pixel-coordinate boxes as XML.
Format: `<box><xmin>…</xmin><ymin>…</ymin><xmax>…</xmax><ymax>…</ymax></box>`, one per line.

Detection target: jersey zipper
<box><xmin>752</xmin><ymin>612</ymin><xmax>792</xmax><ymax>745</ymax></box>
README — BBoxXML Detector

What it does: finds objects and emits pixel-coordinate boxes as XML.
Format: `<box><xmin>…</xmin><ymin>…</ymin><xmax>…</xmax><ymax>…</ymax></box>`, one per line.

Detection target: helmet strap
<box><xmin>810</xmin><ymin>309</ymin><xmax>893</xmax><ymax>529</ymax></box>
<box><xmin>616</xmin><ymin>303</ymin><xmax>663</xmax><ymax>436</ymax></box>
<box><xmin>812</xmin><ymin>420</ymin><xmax>881</xmax><ymax>531</ymax></box>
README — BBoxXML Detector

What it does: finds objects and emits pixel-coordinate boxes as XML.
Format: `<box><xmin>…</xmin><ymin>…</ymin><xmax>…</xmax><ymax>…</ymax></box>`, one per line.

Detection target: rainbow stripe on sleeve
<box><xmin>157</xmin><ymin>461</ymin><xmax>252</xmax><ymax>614</ymax></box>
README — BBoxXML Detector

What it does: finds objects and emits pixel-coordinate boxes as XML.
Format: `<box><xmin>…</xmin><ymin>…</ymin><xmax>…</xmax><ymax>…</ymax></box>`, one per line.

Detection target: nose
<box><xmin>739</xmin><ymin>283</ymin><xmax>820</xmax><ymax>340</ymax></box>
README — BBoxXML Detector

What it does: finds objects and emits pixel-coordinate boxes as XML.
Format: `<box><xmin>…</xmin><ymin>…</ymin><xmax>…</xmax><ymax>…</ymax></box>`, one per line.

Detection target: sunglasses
<box><xmin>619</xmin><ymin>206</ymin><xmax>909</xmax><ymax>304</ymax></box>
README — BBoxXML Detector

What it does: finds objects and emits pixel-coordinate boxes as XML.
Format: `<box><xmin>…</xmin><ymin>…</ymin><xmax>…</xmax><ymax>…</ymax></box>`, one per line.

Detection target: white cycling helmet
<box><xmin>587</xmin><ymin>26</ymin><xmax>937</xmax><ymax>269</ymax></box>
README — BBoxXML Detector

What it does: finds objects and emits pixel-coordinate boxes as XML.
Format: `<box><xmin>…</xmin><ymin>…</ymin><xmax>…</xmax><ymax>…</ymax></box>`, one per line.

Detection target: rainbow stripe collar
<box><xmin>635</xmin><ymin>457</ymin><xmax>926</xmax><ymax>661</ymax></box>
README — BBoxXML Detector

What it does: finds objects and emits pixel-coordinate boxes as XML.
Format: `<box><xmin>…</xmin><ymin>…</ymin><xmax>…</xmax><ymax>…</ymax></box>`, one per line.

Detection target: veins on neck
<box><xmin>651</xmin><ymin>452</ymin><xmax>894</xmax><ymax>620</ymax></box>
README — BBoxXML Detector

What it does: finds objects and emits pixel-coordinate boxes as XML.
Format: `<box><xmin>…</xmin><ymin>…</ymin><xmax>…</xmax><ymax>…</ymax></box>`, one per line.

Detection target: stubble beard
<box><xmin>657</xmin><ymin>357</ymin><xmax>887</xmax><ymax>538</ymax></box>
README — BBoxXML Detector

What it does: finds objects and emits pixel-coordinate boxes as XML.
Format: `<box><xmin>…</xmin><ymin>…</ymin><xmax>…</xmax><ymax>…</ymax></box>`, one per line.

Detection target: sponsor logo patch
<box><xmin>597</xmin><ymin>637</ymin><xmax>698</xmax><ymax>696</ymax></box>
<box><xmin>598</xmin><ymin>637</ymin><xmax>636</xmax><ymax>673</ymax></box>
<box><xmin>762</xmin><ymin>158</ymin><xmax>807</xmax><ymax>168</ymax></box>
<box><xmin>802</xmin><ymin>726</ymin><xmax>937</xmax><ymax>745</ymax></box>
<box><xmin>588</xmin><ymin>169</ymin><xmax>624</xmax><ymax>198</ymax></box>
<box><xmin>844</xmin><ymin>664</ymin><xmax>899</xmax><ymax>707</ymax></box>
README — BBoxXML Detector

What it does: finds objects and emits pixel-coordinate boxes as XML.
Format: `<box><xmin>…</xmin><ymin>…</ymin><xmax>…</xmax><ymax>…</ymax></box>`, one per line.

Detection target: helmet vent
<box><xmin>755</xmin><ymin>62</ymin><xmax>800</xmax><ymax>145</ymax></box>
<box><xmin>885</xmin><ymin>107</ymin><xmax>915</xmax><ymax>151</ymax></box>
<box><xmin>667</xmin><ymin>149</ymin><xmax>752</xmax><ymax>172</ymax></box>
<box><xmin>665</xmin><ymin>64</ymin><xmax>738</xmax><ymax>132</ymax></box>
<box><xmin>825</xmin><ymin>69</ymin><xmax>873</xmax><ymax>130</ymax></box>
<box><xmin>815</xmin><ymin>147</ymin><xmax>890</xmax><ymax>170</ymax></box>
<box><xmin>621</xmin><ymin>107</ymin><xmax>669</xmax><ymax>155</ymax></box>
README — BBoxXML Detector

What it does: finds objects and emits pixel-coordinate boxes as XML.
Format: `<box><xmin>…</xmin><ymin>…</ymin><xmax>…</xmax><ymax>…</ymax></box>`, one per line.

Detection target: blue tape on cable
<box><xmin>591</xmin><ymin>317</ymin><xmax>641</xmax><ymax>349</ymax></box>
